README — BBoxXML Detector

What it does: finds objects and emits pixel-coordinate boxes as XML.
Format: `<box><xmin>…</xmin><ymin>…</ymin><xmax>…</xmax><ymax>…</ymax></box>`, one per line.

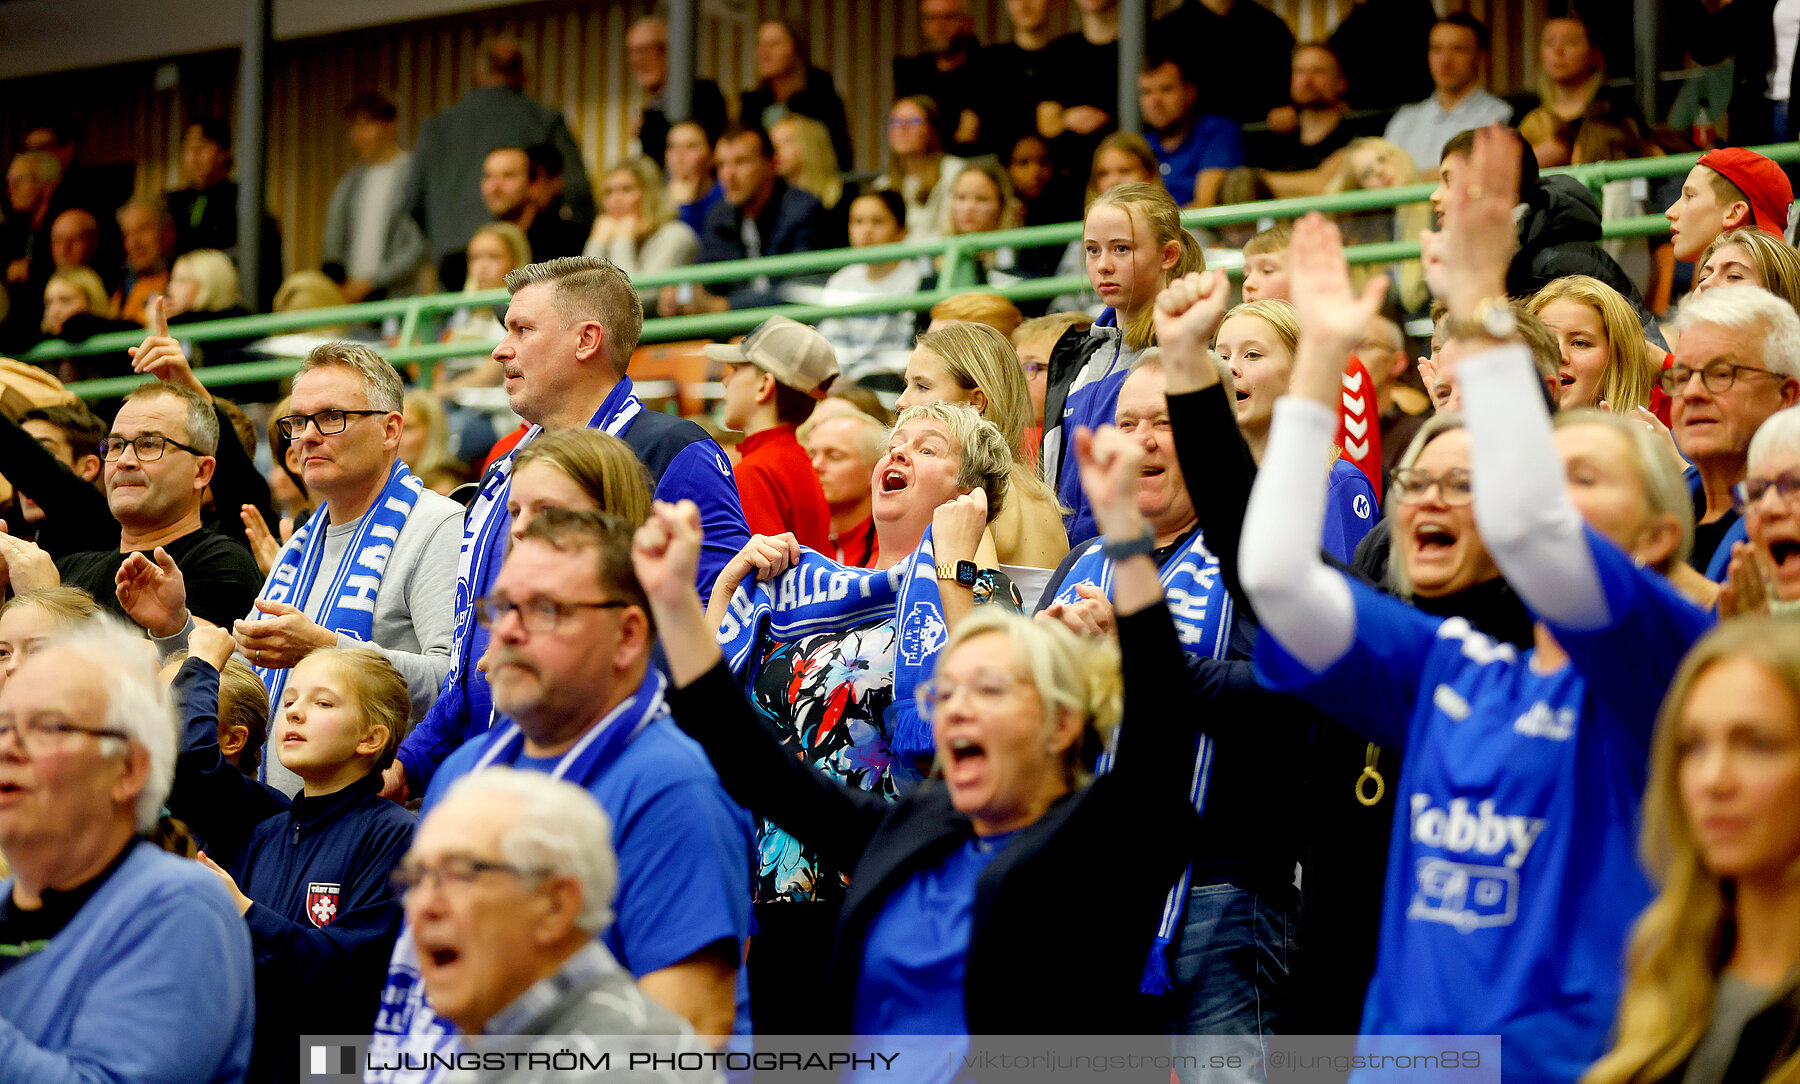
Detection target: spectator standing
<box><xmin>404</xmin><ymin>39</ymin><xmax>594</xmax><ymax>290</ymax></box>
<box><xmin>981</xmin><ymin>0</ymin><xmax>1061</xmax><ymax>153</ymax></box>
<box><xmin>1040</xmin><ymin>0</ymin><xmax>1128</xmax><ymax>163</ymax></box>
<box><xmin>321</xmin><ymin>94</ymin><xmax>428</xmax><ymax>302</ymax></box>
<box><xmin>1138</xmin><ymin>51</ymin><xmax>1244</xmax><ymax>207</ymax></box>
<box><xmin>0</xmin><ymin>618</ymin><xmax>256</xmax><ymax>1084</ymax></box>
<box><xmin>1682</xmin><ymin>0</ymin><xmax>1800</xmax><ymax>145</ymax></box>
<box><xmin>799</xmin><ymin>411</ymin><xmax>884</xmax><ymax>567</ymax></box>
<box><xmin>626</xmin><ymin>16</ymin><xmax>729</xmax><ymax>168</ymax></box>
<box><xmin>1155</xmin><ymin>0</ymin><xmax>1296</xmax><ymax>126</ymax></box>
<box><xmin>663</xmin><ymin>126</ymin><xmax>825</xmax><ymax>314</ymax></box>
<box><xmin>738</xmin><ymin>20</ymin><xmax>854</xmax><ymax>171</ymax></box>
<box><xmin>893</xmin><ymin>0</ymin><xmax>988</xmax><ymax>156</ymax></box>
<box><xmin>1382</xmin><ymin>16</ymin><xmax>1514</xmax><ymax>175</ymax></box>
<box><xmin>706</xmin><ymin>316</ymin><xmax>836</xmax><ymax>551</ymax></box>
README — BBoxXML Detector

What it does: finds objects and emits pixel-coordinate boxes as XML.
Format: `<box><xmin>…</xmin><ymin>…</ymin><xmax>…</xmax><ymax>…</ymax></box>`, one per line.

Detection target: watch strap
<box><xmin>1100</xmin><ymin>530</ymin><xmax>1157</xmax><ymax>561</ymax></box>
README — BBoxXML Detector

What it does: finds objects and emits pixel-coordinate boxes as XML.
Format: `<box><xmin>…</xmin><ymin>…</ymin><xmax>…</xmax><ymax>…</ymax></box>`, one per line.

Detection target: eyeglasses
<box><xmin>1390</xmin><ymin>467</ymin><xmax>1474</xmax><ymax>506</ymax></box>
<box><xmin>0</xmin><ymin>715</ymin><xmax>130</xmax><ymax>756</ymax></box>
<box><xmin>1734</xmin><ymin>469</ymin><xmax>1800</xmax><ymax>511</ymax></box>
<box><xmin>99</xmin><ymin>434</ymin><xmax>206</xmax><ymax>462</ymax></box>
<box><xmin>888</xmin><ymin>116</ymin><xmax>927</xmax><ymax>129</ymax></box>
<box><xmin>389</xmin><ymin>856</ymin><xmax>550</xmax><ymax>898</ymax></box>
<box><xmin>916</xmin><ymin>672</ymin><xmax>1024</xmax><ymax>717</ymax></box>
<box><xmin>474</xmin><ymin>595</ymin><xmax>631</xmax><ymax>633</ymax></box>
<box><xmin>1657</xmin><ymin>361</ymin><xmax>1788</xmax><ymax>395</ymax></box>
<box><xmin>276</xmin><ymin>409</ymin><xmax>389</xmax><ymax>440</ymax></box>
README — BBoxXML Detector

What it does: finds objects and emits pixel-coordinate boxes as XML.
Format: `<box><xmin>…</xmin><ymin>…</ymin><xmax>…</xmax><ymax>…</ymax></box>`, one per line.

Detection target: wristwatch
<box><xmin>936</xmin><ymin>560</ymin><xmax>978</xmax><ymax>587</ymax></box>
<box><xmin>1101</xmin><ymin>530</ymin><xmax>1157</xmax><ymax>561</ymax></box>
<box><xmin>1444</xmin><ymin>296</ymin><xmax>1518</xmax><ymax>341</ymax></box>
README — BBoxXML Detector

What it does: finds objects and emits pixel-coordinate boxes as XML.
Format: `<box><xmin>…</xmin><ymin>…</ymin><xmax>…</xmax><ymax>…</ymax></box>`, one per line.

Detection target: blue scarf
<box><xmin>367</xmin><ymin>671</ymin><xmax>667</xmax><ymax>1084</ymax></box>
<box><xmin>715</xmin><ymin>528</ymin><xmax>949</xmax><ymax>758</ymax></box>
<box><xmin>439</xmin><ymin>384</ymin><xmax>646</xmax><ymax>741</ymax></box>
<box><xmin>254</xmin><ymin>458</ymin><xmax>422</xmax><ymax>713</ymax></box>
<box><xmin>1052</xmin><ymin>527</ymin><xmax>1233</xmax><ymax>993</ymax></box>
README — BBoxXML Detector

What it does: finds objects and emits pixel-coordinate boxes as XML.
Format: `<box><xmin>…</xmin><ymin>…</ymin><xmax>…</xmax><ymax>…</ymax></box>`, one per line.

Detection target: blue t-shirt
<box><xmin>1322</xmin><ymin>457</ymin><xmax>1380</xmax><ymax>564</ymax></box>
<box><xmin>1149</xmin><ymin>114</ymin><xmax>1245</xmax><ymax>205</ymax></box>
<box><xmin>1255</xmin><ymin>527</ymin><xmax>1711</xmax><ymax>1084</ymax></box>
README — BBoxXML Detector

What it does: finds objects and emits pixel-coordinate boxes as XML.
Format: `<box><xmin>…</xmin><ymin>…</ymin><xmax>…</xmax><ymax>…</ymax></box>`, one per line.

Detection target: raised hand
<box><xmin>1074</xmin><ymin>425</ymin><xmax>1148</xmax><ymax>542</ymax></box>
<box><xmin>115</xmin><ymin>547</ymin><xmax>190</xmax><ymax>638</ymax></box>
<box><xmin>1429</xmin><ymin>124</ymin><xmax>1520</xmax><ymax>316</ymax></box>
<box><xmin>239</xmin><ymin>504</ymin><xmax>280</xmax><ymax>575</ymax></box>
<box><xmin>187</xmin><ymin>623</ymin><xmax>237</xmax><ymax>671</ymax></box>
<box><xmin>1153</xmin><ymin>269</ymin><xmax>1232</xmax><ymax>393</ymax></box>
<box><xmin>1286</xmin><ymin>213</ymin><xmax>1389</xmax><ymax>407</ymax></box>
<box><xmin>633</xmin><ymin>500</ymin><xmax>706</xmax><ymax>608</ymax></box>
<box><xmin>1718</xmin><ymin>540</ymin><xmax>1773</xmax><ymax>619</ymax></box>
<box><xmin>232</xmin><ymin>599</ymin><xmax>337</xmax><ymax>670</ymax></box>
<box><xmin>128</xmin><ymin>296</ymin><xmax>211</xmax><ymax>402</ymax></box>
<box><xmin>931</xmin><ymin>489</ymin><xmax>988</xmax><ymax>564</ymax></box>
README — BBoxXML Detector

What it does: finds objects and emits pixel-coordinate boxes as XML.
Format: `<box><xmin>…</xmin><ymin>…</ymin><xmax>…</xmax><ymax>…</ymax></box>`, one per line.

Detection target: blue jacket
<box><xmin>230</xmin><ymin>770</ymin><xmax>414</xmax><ymax>1084</ymax></box>
<box><xmin>0</xmin><ymin>841</ymin><xmax>255</xmax><ymax>1083</ymax></box>
<box><xmin>168</xmin><ymin>657</ymin><xmax>291</xmax><ymax>869</ymax></box>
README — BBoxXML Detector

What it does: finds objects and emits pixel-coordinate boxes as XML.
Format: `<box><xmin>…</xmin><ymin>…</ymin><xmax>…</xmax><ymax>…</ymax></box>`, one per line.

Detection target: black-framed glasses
<box><xmin>0</xmin><ymin>716</ymin><xmax>131</xmax><ymax>756</ymax></box>
<box><xmin>474</xmin><ymin>594</ymin><xmax>631</xmax><ymax>633</ymax></box>
<box><xmin>1657</xmin><ymin>361</ymin><xmax>1788</xmax><ymax>395</ymax></box>
<box><xmin>1734</xmin><ymin>470</ymin><xmax>1800</xmax><ymax>511</ymax></box>
<box><xmin>99</xmin><ymin>434</ymin><xmax>206</xmax><ymax>462</ymax></box>
<box><xmin>389</xmin><ymin>856</ymin><xmax>551</xmax><ymax>897</ymax></box>
<box><xmin>1391</xmin><ymin>467</ymin><xmax>1474</xmax><ymax>506</ymax></box>
<box><xmin>276</xmin><ymin>409</ymin><xmax>389</xmax><ymax>440</ymax></box>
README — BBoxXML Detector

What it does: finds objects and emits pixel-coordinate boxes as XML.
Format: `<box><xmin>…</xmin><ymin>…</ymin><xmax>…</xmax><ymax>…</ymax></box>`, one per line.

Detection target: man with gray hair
<box><xmin>393</xmin><ymin>256</ymin><xmax>748</xmax><ymax>802</ymax></box>
<box><xmin>1667</xmin><ymin>284</ymin><xmax>1800</xmax><ymax>581</ymax></box>
<box><xmin>404</xmin><ymin>768</ymin><xmax>720</xmax><ymax>1084</ymax></box>
<box><xmin>27</xmin><ymin>381</ymin><xmax>264</xmax><ymax>627</ymax></box>
<box><xmin>0</xmin><ymin>615</ymin><xmax>255</xmax><ymax>1083</ymax></box>
<box><xmin>120</xmin><ymin>343</ymin><xmax>464</xmax><ymax>792</ymax></box>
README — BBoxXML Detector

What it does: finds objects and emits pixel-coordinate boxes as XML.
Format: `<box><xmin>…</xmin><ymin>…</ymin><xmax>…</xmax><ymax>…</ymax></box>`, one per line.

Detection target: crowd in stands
<box><xmin>6</xmin><ymin>3</ymin><xmax>1800</xmax><ymax>1084</ymax></box>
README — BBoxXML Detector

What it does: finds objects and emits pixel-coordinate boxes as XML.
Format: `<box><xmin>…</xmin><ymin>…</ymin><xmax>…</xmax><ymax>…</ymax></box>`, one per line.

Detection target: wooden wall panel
<box><xmin>1</xmin><ymin>0</ymin><xmax>1554</xmax><ymax>278</ymax></box>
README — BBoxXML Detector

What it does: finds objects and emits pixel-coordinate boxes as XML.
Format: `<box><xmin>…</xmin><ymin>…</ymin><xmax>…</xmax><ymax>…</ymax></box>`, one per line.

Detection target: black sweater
<box><xmin>666</xmin><ymin>602</ymin><xmax>1202</xmax><ymax>1035</ymax></box>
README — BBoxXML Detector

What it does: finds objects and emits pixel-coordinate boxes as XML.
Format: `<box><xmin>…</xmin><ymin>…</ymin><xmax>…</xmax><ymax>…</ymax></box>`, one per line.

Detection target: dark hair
<box><xmin>1434</xmin><ymin>12</ymin><xmax>1490</xmax><ymax>51</ymax></box>
<box><xmin>187</xmin><ymin>117</ymin><xmax>233</xmax><ymax>152</ymax></box>
<box><xmin>25</xmin><ymin>111</ymin><xmax>81</xmax><ymax>147</ymax></box>
<box><xmin>343</xmin><ymin>93</ymin><xmax>397</xmax><ymax>123</ymax></box>
<box><xmin>22</xmin><ymin>401</ymin><xmax>107</xmax><ymax>455</ymax></box>
<box><xmin>516</xmin><ymin>507</ymin><xmax>654</xmax><ymax>639</ymax></box>
<box><xmin>717</xmin><ymin>123</ymin><xmax>774</xmax><ymax>160</ymax></box>
<box><xmin>479</xmin><ymin>38</ymin><xmax>528</xmax><ymax>90</ymax></box>
<box><xmin>1140</xmin><ymin>46</ymin><xmax>1191</xmax><ymax>82</ymax></box>
<box><xmin>761</xmin><ymin>17</ymin><xmax>812</xmax><ymax>67</ymax></box>
<box><xmin>1439</xmin><ymin>127</ymin><xmax>1539</xmax><ymax>191</ymax></box>
<box><xmin>773</xmin><ymin>381</ymin><xmax>819</xmax><ymax>427</ymax></box>
<box><xmin>855</xmin><ymin>189</ymin><xmax>909</xmax><ymax>229</ymax></box>
<box><xmin>526</xmin><ymin>141</ymin><xmax>565</xmax><ymax>181</ymax></box>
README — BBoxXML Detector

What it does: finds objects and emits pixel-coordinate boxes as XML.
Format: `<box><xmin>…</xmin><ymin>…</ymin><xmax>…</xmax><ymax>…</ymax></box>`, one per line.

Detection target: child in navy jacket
<box><xmin>197</xmin><ymin>643</ymin><xmax>417</xmax><ymax>1084</ymax></box>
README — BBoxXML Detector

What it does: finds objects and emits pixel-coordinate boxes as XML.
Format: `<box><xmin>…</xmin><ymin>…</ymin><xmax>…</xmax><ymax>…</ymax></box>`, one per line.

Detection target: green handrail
<box><xmin>37</xmin><ymin>141</ymin><xmax>1797</xmax><ymax>402</ymax></box>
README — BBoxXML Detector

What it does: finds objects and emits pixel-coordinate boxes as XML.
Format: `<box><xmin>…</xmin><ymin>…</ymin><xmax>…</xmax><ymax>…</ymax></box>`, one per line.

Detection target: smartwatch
<box><xmin>935</xmin><ymin>560</ymin><xmax>978</xmax><ymax>587</ymax></box>
<box><xmin>1101</xmin><ymin>530</ymin><xmax>1157</xmax><ymax>561</ymax></box>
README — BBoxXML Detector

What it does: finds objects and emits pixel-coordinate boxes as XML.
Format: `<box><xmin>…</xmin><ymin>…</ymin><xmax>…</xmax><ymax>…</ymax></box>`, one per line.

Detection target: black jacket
<box><xmin>1511</xmin><ymin>175</ymin><xmax>1661</xmax><ymax>341</ymax></box>
<box><xmin>667</xmin><ymin>604</ymin><xmax>1203</xmax><ymax>1035</ymax></box>
<box><xmin>739</xmin><ymin>67</ymin><xmax>854</xmax><ymax>170</ymax></box>
<box><xmin>1685</xmin><ymin>0</ymin><xmax>1800</xmax><ymax>144</ymax></box>
<box><xmin>1650</xmin><ymin>979</ymin><xmax>1800</xmax><ymax>1084</ymax></box>
<box><xmin>696</xmin><ymin>179</ymin><xmax>826</xmax><ymax>309</ymax></box>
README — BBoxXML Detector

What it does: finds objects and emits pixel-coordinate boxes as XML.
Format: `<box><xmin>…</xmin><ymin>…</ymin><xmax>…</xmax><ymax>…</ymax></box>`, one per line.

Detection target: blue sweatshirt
<box><xmin>0</xmin><ymin>841</ymin><xmax>255</xmax><ymax>1084</ymax></box>
<box><xmin>230</xmin><ymin>769</ymin><xmax>415</xmax><ymax>1084</ymax></box>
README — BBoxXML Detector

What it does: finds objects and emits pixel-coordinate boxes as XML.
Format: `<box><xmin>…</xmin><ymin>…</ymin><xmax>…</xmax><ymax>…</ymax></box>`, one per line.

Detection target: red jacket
<box><xmin>733</xmin><ymin>425</ymin><xmax>832</xmax><ymax>551</ymax></box>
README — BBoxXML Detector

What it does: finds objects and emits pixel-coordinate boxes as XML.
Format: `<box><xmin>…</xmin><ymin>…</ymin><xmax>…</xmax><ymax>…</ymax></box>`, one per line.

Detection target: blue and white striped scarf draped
<box><xmin>1052</xmin><ymin>528</ymin><xmax>1233</xmax><ymax>993</ymax></box>
<box><xmin>715</xmin><ymin>527</ymin><xmax>949</xmax><ymax>759</ymax></box>
<box><xmin>253</xmin><ymin>458</ymin><xmax>423</xmax><ymax>716</ymax></box>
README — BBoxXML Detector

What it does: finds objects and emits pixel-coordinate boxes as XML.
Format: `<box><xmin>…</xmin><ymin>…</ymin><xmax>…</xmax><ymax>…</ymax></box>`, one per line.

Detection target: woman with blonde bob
<box><xmin>1528</xmin><ymin>274</ymin><xmax>1653</xmax><ymax>412</ymax></box>
<box><xmin>771</xmin><ymin>114</ymin><xmax>844</xmax><ymax>211</ymax></box>
<box><xmin>584</xmin><ymin>156</ymin><xmax>701</xmax><ymax>307</ymax></box>
<box><xmin>1583</xmin><ymin>616</ymin><xmax>1800</xmax><ymax>1084</ymax></box>
<box><xmin>897</xmin><ymin>321</ymin><xmax>1070</xmax><ymax>580</ymax></box>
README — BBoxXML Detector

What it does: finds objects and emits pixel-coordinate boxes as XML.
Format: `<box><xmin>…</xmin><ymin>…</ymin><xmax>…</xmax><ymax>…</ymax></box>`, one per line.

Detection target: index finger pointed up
<box><xmin>148</xmin><ymin>294</ymin><xmax>168</xmax><ymax>339</ymax></box>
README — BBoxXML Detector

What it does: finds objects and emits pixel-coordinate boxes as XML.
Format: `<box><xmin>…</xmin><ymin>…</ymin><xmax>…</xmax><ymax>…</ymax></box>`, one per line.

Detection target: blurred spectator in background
<box><xmin>1155</xmin><ymin>0</ymin><xmax>1296</xmax><ymax>125</ymax></box>
<box><xmin>1514</xmin><ymin>13</ymin><xmax>1646</xmax><ymax>170</ymax></box>
<box><xmin>321</xmin><ymin>93</ymin><xmax>428</xmax><ymax>302</ymax></box>
<box><xmin>1382</xmin><ymin>15</ymin><xmax>1513</xmax><ymax>174</ymax></box>
<box><xmin>167</xmin><ymin>119</ymin><xmax>283</xmax><ymax>308</ymax></box>
<box><xmin>49</xmin><ymin>208</ymin><xmax>103</xmax><ymax>281</ymax></box>
<box><xmin>1327</xmin><ymin>0</ymin><xmax>1436</xmax><ymax>111</ymax></box>
<box><xmin>664</xmin><ymin>121</ymin><xmax>722</xmax><ymax>237</ymax></box>
<box><xmin>1</xmin><ymin>151</ymin><xmax>63</xmax><ymax>348</ymax></box>
<box><xmin>876</xmin><ymin>96</ymin><xmax>967</xmax><ymax>241</ymax></box>
<box><xmin>894</xmin><ymin>0</ymin><xmax>987</xmax><ymax>156</ymax></box>
<box><xmin>1040</xmin><ymin>0</ymin><xmax>1127</xmax><ymax>169</ymax></box>
<box><xmin>628</xmin><ymin>15</ymin><xmax>729</xmax><ymax>167</ymax></box>
<box><xmin>772</xmin><ymin>115</ymin><xmax>851</xmax><ymax>250</ymax></box>
<box><xmin>798</xmin><ymin>409</ymin><xmax>885</xmax><ymax>567</ymax></box>
<box><xmin>112</xmin><ymin>199</ymin><xmax>175</xmax><ymax>326</ymax></box>
<box><xmin>815</xmin><ymin>190</ymin><xmax>922</xmax><ymax>390</ymax></box>
<box><xmin>405</xmin><ymin>37</ymin><xmax>594</xmax><ymax>290</ymax></box>
<box><xmin>525</xmin><ymin>141</ymin><xmax>592</xmax><ymax>262</ymax></box>
<box><xmin>1249</xmin><ymin>42</ymin><xmax>1381</xmax><ymax>198</ymax></box>
<box><xmin>39</xmin><ymin>267</ymin><xmax>116</xmax><ymax>341</ymax></box>
<box><xmin>1138</xmin><ymin>49</ymin><xmax>1244</xmax><ymax>208</ymax></box>
<box><xmin>585</xmin><ymin>158</ymin><xmax>700</xmax><ymax>311</ymax></box>
<box><xmin>981</xmin><ymin>0</ymin><xmax>1060</xmax><ymax>154</ymax></box>
<box><xmin>739</xmin><ymin>19</ymin><xmax>855</xmax><ymax>170</ymax></box>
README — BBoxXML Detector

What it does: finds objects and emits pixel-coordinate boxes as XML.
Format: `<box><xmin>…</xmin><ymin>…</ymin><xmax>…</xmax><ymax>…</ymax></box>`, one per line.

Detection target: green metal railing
<box><xmin>31</xmin><ymin>142</ymin><xmax>1799</xmax><ymax>402</ymax></box>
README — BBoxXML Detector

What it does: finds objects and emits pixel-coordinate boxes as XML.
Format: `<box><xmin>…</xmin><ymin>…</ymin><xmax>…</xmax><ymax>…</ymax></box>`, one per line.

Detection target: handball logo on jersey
<box><xmin>307</xmin><ymin>882</ymin><xmax>342</xmax><ymax>927</ymax></box>
<box><xmin>1407</xmin><ymin>795</ymin><xmax>1546</xmax><ymax>933</ymax></box>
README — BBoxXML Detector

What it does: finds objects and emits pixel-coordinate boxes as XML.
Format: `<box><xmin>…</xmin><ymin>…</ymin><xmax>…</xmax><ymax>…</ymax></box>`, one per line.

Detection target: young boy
<box><xmin>1665</xmin><ymin>147</ymin><xmax>1793</xmax><ymax>264</ymax></box>
<box><xmin>705</xmin><ymin>315</ymin><xmax>839</xmax><ymax>550</ymax></box>
<box><xmin>199</xmin><ymin>644</ymin><xmax>416</xmax><ymax>1084</ymax></box>
<box><xmin>1241</xmin><ymin>221</ymin><xmax>1294</xmax><ymax>301</ymax></box>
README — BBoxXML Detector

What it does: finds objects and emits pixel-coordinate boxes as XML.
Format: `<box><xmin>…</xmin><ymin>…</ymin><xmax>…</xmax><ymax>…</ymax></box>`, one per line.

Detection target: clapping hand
<box><xmin>116</xmin><ymin>547</ymin><xmax>190</xmax><ymax>638</ymax></box>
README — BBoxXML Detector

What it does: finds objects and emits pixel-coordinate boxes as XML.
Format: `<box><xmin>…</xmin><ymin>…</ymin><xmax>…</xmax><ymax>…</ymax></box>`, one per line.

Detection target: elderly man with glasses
<box><xmin>0</xmin><ymin>616</ymin><xmax>255</xmax><ymax>1084</ymax></box>
<box><xmin>12</xmin><ymin>380</ymin><xmax>265</xmax><ymax>629</ymax></box>
<box><xmin>116</xmin><ymin>342</ymin><xmax>463</xmax><ymax>796</ymax></box>
<box><xmin>1666</xmin><ymin>286</ymin><xmax>1800</xmax><ymax>582</ymax></box>
<box><xmin>396</xmin><ymin>768</ymin><xmax>720</xmax><ymax>1083</ymax></box>
<box><xmin>367</xmin><ymin>508</ymin><xmax>752</xmax><ymax>1081</ymax></box>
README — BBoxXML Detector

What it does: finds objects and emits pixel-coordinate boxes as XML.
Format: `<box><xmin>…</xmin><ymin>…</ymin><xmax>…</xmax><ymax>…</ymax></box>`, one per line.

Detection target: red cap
<box><xmin>1698</xmin><ymin>148</ymin><xmax>1793</xmax><ymax>236</ymax></box>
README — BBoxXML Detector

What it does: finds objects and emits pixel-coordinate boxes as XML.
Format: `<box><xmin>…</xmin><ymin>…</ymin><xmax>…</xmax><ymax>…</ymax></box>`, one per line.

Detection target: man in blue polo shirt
<box><xmin>1139</xmin><ymin>51</ymin><xmax>1244</xmax><ymax>208</ymax></box>
<box><xmin>368</xmin><ymin>509</ymin><xmax>753</xmax><ymax>1083</ymax></box>
<box><xmin>390</xmin><ymin>255</ymin><xmax>750</xmax><ymax>802</ymax></box>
